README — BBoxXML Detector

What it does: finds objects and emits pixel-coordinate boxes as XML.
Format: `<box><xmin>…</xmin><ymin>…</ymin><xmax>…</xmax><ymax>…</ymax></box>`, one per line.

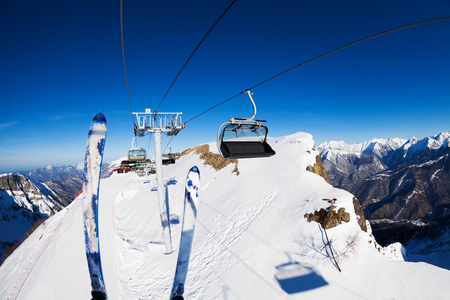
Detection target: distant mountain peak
<box><xmin>319</xmin><ymin>132</ymin><xmax>450</xmax><ymax>158</ymax></box>
<box><xmin>318</xmin><ymin>131</ymin><xmax>450</xmax><ymax>227</ymax></box>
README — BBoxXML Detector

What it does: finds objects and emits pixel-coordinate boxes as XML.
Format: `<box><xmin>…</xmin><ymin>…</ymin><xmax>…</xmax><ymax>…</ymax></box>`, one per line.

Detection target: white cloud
<box><xmin>0</xmin><ymin>121</ymin><xmax>20</xmax><ymax>130</ymax></box>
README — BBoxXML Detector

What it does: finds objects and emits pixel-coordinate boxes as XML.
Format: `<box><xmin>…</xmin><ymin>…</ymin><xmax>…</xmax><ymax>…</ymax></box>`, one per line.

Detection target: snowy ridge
<box><xmin>1</xmin><ymin>132</ymin><xmax>449</xmax><ymax>299</ymax></box>
<box><xmin>319</xmin><ymin>132</ymin><xmax>450</xmax><ymax>163</ymax></box>
<box><xmin>0</xmin><ymin>174</ymin><xmax>64</xmax><ymax>215</ymax></box>
<box><xmin>319</xmin><ymin>137</ymin><xmax>407</xmax><ymax>157</ymax></box>
<box><xmin>23</xmin><ymin>164</ymin><xmax>84</xmax><ymax>183</ymax></box>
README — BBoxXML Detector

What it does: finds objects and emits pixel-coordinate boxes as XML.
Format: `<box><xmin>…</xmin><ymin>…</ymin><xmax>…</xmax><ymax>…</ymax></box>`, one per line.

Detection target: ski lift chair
<box><xmin>162</xmin><ymin>153</ymin><xmax>176</xmax><ymax>165</ymax></box>
<box><xmin>217</xmin><ymin>91</ymin><xmax>275</xmax><ymax>159</ymax></box>
<box><xmin>128</xmin><ymin>147</ymin><xmax>147</xmax><ymax>161</ymax></box>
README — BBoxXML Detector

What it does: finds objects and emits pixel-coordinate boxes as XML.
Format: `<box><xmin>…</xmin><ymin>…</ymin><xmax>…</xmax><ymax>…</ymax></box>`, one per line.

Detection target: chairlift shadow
<box><xmin>274</xmin><ymin>261</ymin><xmax>328</xmax><ymax>294</ymax></box>
<box><xmin>169</xmin><ymin>214</ymin><xmax>180</xmax><ymax>225</ymax></box>
<box><xmin>166</xmin><ymin>178</ymin><xmax>178</xmax><ymax>186</ymax></box>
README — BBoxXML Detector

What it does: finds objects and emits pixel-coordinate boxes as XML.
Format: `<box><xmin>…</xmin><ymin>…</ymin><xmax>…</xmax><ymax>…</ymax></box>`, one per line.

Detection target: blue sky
<box><xmin>1</xmin><ymin>0</ymin><xmax>449</xmax><ymax>173</ymax></box>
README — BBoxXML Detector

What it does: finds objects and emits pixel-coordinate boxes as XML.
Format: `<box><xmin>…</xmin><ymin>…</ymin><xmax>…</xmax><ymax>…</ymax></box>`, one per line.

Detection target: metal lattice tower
<box><xmin>133</xmin><ymin>109</ymin><xmax>185</xmax><ymax>254</ymax></box>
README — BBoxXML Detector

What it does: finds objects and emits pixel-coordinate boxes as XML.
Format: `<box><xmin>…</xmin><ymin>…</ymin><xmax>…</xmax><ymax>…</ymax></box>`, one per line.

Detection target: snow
<box><xmin>318</xmin><ymin>132</ymin><xmax>450</xmax><ymax>163</ymax></box>
<box><xmin>1</xmin><ymin>132</ymin><xmax>450</xmax><ymax>299</ymax></box>
<box><xmin>318</xmin><ymin>137</ymin><xmax>407</xmax><ymax>156</ymax></box>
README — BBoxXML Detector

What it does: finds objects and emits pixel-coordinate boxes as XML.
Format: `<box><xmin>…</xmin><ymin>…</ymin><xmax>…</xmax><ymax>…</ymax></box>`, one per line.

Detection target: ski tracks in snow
<box><xmin>112</xmin><ymin>174</ymin><xmax>174</xmax><ymax>299</ymax></box>
<box><xmin>185</xmin><ymin>168</ymin><xmax>290</xmax><ymax>299</ymax></box>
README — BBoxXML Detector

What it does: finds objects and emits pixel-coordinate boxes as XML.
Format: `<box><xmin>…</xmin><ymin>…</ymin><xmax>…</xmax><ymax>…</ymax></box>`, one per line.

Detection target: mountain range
<box><xmin>0</xmin><ymin>160</ymin><xmax>122</xmax><ymax>262</ymax></box>
<box><xmin>318</xmin><ymin>132</ymin><xmax>450</xmax><ymax>246</ymax></box>
<box><xmin>21</xmin><ymin>164</ymin><xmax>85</xmax><ymax>202</ymax></box>
<box><xmin>0</xmin><ymin>173</ymin><xmax>69</xmax><ymax>261</ymax></box>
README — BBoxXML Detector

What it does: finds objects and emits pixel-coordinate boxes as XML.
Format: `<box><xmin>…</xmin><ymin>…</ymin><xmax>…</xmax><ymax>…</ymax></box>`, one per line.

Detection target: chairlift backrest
<box><xmin>128</xmin><ymin>147</ymin><xmax>147</xmax><ymax>161</ymax></box>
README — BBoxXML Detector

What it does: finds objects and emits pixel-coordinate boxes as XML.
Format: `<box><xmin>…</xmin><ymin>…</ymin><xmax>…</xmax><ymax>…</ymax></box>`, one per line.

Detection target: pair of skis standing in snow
<box><xmin>83</xmin><ymin>113</ymin><xmax>199</xmax><ymax>300</ymax></box>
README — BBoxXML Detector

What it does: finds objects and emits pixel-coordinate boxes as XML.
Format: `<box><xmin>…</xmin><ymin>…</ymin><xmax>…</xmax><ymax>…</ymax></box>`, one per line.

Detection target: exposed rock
<box><xmin>180</xmin><ymin>144</ymin><xmax>239</xmax><ymax>175</ymax></box>
<box><xmin>304</xmin><ymin>203</ymin><xmax>350</xmax><ymax>229</ymax></box>
<box><xmin>306</xmin><ymin>155</ymin><xmax>330</xmax><ymax>183</ymax></box>
<box><xmin>353</xmin><ymin>197</ymin><xmax>367</xmax><ymax>232</ymax></box>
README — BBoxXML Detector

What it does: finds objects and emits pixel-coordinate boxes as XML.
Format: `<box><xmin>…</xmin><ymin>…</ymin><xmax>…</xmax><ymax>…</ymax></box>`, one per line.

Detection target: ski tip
<box><xmin>93</xmin><ymin>112</ymin><xmax>106</xmax><ymax>123</ymax></box>
<box><xmin>190</xmin><ymin>166</ymin><xmax>199</xmax><ymax>174</ymax></box>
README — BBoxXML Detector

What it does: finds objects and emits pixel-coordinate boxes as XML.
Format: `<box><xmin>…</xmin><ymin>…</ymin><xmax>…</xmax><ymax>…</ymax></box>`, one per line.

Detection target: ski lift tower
<box><xmin>133</xmin><ymin>109</ymin><xmax>185</xmax><ymax>254</ymax></box>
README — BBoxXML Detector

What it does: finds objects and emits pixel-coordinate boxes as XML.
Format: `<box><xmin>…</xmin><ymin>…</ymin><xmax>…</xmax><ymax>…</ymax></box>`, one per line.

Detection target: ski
<box><xmin>170</xmin><ymin>166</ymin><xmax>201</xmax><ymax>300</ymax></box>
<box><xmin>82</xmin><ymin>112</ymin><xmax>108</xmax><ymax>300</ymax></box>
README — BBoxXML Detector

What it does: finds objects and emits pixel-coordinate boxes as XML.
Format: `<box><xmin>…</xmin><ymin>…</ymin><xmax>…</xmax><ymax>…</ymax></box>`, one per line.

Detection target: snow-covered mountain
<box><xmin>20</xmin><ymin>164</ymin><xmax>85</xmax><ymax>202</ymax></box>
<box><xmin>0</xmin><ymin>173</ymin><xmax>68</xmax><ymax>261</ymax></box>
<box><xmin>318</xmin><ymin>132</ymin><xmax>450</xmax><ymax>219</ymax></box>
<box><xmin>23</xmin><ymin>163</ymin><xmax>84</xmax><ymax>183</ymax></box>
<box><xmin>1</xmin><ymin>132</ymin><xmax>449</xmax><ymax>299</ymax></box>
<box><xmin>318</xmin><ymin>132</ymin><xmax>450</xmax><ymax>246</ymax></box>
<box><xmin>318</xmin><ymin>137</ymin><xmax>405</xmax><ymax>186</ymax></box>
<box><xmin>0</xmin><ymin>159</ymin><xmax>124</xmax><ymax>263</ymax></box>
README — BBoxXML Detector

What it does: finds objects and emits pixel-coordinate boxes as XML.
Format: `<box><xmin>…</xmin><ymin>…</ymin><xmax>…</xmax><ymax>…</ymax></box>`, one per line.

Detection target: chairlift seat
<box><xmin>220</xmin><ymin>140</ymin><xmax>275</xmax><ymax>159</ymax></box>
<box><xmin>162</xmin><ymin>153</ymin><xmax>176</xmax><ymax>165</ymax></box>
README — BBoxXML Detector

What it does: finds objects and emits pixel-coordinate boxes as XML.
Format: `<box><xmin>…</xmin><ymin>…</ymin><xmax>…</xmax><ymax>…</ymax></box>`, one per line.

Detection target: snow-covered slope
<box><xmin>1</xmin><ymin>132</ymin><xmax>449</xmax><ymax>299</ymax></box>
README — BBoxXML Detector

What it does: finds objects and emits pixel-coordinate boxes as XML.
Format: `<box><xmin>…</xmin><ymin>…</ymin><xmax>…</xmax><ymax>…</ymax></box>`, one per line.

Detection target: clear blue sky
<box><xmin>1</xmin><ymin>0</ymin><xmax>449</xmax><ymax>173</ymax></box>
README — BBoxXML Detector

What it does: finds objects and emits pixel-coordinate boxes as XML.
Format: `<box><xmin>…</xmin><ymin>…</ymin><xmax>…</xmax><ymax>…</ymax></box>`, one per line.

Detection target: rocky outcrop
<box><xmin>353</xmin><ymin>197</ymin><xmax>367</xmax><ymax>232</ymax></box>
<box><xmin>180</xmin><ymin>144</ymin><xmax>239</xmax><ymax>175</ymax></box>
<box><xmin>306</xmin><ymin>155</ymin><xmax>330</xmax><ymax>184</ymax></box>
<box><xmin>304</xmin><ymin>198</ymin><xmax>350</xmax><ymax>230</ymax></box>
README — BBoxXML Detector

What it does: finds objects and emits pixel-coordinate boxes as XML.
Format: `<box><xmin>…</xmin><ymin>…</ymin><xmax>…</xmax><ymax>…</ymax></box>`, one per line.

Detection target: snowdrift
<box><xmin>1</xmin><ymin>132</ymin><xmax>449</xmax><ymax>299</ymax></box>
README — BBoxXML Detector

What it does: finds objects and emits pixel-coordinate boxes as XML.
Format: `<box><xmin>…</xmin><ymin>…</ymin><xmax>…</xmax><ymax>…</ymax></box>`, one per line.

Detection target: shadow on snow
<box><xmin>274</xmin><ymin>261</ymin><xmax>328</xmax><ymax>294</ymax></box>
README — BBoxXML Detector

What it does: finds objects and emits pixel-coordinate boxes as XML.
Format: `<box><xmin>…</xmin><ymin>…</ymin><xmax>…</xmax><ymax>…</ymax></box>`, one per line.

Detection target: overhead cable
<box><xmin>120</xmin><ymin>0</ymin><xmax>136</xmax><ymax>130</ymax></box>
<box><xmin>185</xmin><ymin>16</ymin><xmax>450</xmax><ymax>124</ymax></box>
<box><xmin>154</xmin><ymin>0</ymin><xmax>238</xmax><ymax>113</ymax></box>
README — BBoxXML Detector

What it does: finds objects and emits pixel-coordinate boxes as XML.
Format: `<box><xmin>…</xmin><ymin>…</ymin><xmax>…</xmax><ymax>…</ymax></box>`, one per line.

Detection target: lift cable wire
<box><xmin>163</xmin><ymin>135</ymin><xmax>175</xmax><ymax>154</ymax></box>
<box><xmin>185</xmin><ymin>93</ymin><xmax>243</xmax><ymax>124</ymax></box>
<box><xmin>154</xmin><ymin>0</ymin><xmax>238</xmax><ymax>113</ymax></box>
<box><xmin>120</xmin><ymin>0</ymin><xmax>136</xmax><ymax>132</ymax></box>
<box><xmin>147</xmin><ymin>133</ymin><xmax>153</xmax><ymax>158</ymax></box>
<box><xmin>184</xmin><ymin>15</ymin><xmax>450</xmax><ymax>124</ymax></box>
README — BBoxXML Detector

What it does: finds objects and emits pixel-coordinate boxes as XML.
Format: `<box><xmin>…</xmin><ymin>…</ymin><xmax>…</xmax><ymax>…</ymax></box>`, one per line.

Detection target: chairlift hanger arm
<box><xmin>227</xmin><ymin>90</ymin><xmax>261</xmax><ymax>125</ymax></box>
<box><xmin>244</xmin><ymin>90</ymin><xmax>256</xmax><ymax>121</ymax></box>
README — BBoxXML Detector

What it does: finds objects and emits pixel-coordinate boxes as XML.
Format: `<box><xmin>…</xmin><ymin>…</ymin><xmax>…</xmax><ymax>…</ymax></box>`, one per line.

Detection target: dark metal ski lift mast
<box><xmin>217</xmin><ymin>91</ymin><xmax>275</xmax><ymax>159</ymax></box>
<box><xmin>133</xmin><ymin>109</ymin><xmax>185</xmax><ymax>254</ymax></box>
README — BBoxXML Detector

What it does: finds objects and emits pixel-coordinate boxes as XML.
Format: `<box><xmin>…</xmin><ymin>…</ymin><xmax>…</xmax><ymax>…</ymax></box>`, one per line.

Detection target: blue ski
<box><xmin>82</xmin><ymin>112</ymin><xmax>107</xmax><ymax>300</ymax></box>
<box><xmin>170</xmin><ymin>166</ymin><xmax>201</xmax><ymax>300</ymax></box>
